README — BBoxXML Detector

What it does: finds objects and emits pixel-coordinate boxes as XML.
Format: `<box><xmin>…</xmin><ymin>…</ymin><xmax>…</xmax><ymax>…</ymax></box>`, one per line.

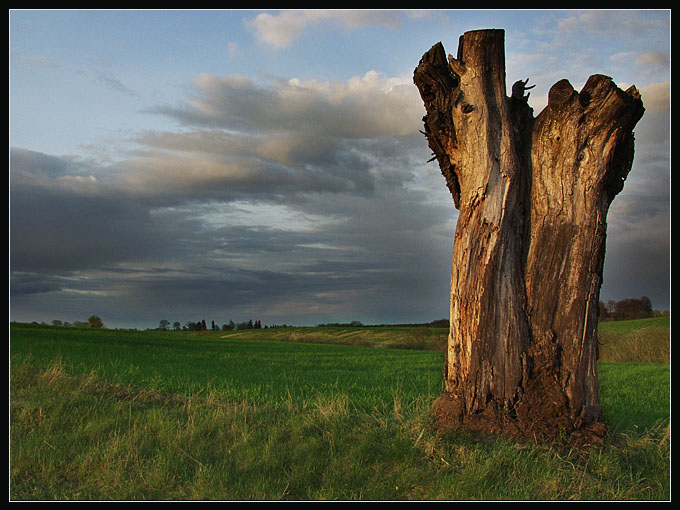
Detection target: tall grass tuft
<box><xmin>598</xmin><ymin>321</ymin><xmax>669</xmax><ymax>364</ymax></box>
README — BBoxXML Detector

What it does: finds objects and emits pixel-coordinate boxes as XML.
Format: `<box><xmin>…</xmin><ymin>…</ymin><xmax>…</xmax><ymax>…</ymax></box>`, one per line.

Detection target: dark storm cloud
<box><xmin>10</xmin><ymin>147</ymin><xmax>75</xmax><ymax>181</ymax></box>
<box><xmin>10</xmin><ymin>185</ymin><xmax>162</xmax><ymax>272</ymax></box>
<box><xmin>97</xmin><ymin>256</ymin><xmax>449</xmax><ymax>327</ymax></box>
<box><xmin>10</xmin><ymin>272</ymin><xmax>66</xmax><ymax>296</ymax></box>
<box><xmin>9</xmin><ymin>147</ymin><xmax>186</xmax><ymax>274</ymax></box>
<box><xmin>9</xmin><ymin>137</ymin><xmax>453</xmax><ymax>327</ymax></box>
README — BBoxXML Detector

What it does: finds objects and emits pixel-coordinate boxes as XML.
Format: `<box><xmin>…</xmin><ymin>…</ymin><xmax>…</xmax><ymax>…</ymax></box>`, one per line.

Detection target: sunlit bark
<box><xmin>414</xmin><ymin>29</ymin><xmax>644</xmax><ymax>442</ymax></box>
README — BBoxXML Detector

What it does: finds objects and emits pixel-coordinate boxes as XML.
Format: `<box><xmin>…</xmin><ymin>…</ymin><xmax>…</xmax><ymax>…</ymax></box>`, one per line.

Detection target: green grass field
<box><xmin>598</xmin><ymin>316</ymin><xmax>670</xmax><ymax>364</ymax></box>
<box><xmin>9</xmin><ymin>319</ymin><xmax>670</xmax><ymax>501</ymax></box>
<box><xmin>9</xmin><ymin>324</ymin><xmax>443</xmax><ymax>412</ymax></box>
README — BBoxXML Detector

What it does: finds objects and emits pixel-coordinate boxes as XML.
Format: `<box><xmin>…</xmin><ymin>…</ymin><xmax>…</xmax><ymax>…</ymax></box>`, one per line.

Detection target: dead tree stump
<box><xmin>413</xmin><ymin>29</ymin><xmax>644</xmax><ymax>443</ymax></box>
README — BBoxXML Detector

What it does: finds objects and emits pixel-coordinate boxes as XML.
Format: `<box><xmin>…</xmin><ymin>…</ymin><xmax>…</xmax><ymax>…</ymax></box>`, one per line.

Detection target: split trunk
<box><xmin>413</xmin><ymin>29</ymin><xmax>644</xmax><ymax>442</ymax></box>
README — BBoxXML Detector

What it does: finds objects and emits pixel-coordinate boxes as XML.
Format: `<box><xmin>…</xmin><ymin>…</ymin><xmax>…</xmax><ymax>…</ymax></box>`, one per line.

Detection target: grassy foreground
<box><xmin>9</xmin><ymin>321</ymin><xmax>670</xmax><ymax>501</ymax></box>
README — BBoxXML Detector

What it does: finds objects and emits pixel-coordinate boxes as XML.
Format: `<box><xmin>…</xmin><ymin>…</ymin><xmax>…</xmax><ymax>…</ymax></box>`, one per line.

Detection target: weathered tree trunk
<box><xmin>414</xmin><ymin>29</ymin><xmax>644</xmax><ymax>443</ymax></box>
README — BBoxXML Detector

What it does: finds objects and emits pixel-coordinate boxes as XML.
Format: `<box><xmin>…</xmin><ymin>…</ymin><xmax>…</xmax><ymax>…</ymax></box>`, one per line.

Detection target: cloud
<box><xmin>635</xmin><ymin>51</ymin><xmax>670</xmax><ymax>72</ymax></box>
<box><xmin>12</xmin><ymin>66</ymin><xmax>429</xmax><ymax>207</ymax></box>
<box><xmin>557</xmin><ymin>10</ymin><xmax>669</xmax><ymax>37</ymax></box>
<box><xmin>128</xmin><ymin>70</ymin><xmax>425</xmax><ymax>202</ymax></box>
<box><xmin>9</xmin><ymin>61</ymin><xmax>453</xmax><ymax>326</ymax></box>
<box><xmin>10</xmin><ymin>176</ymin><xmax>165</xmax><ymax>274</ymax></box>
<box><xmin>505</xmin><ymin>10</ymin><xmax>668</xmax><ymax>116</ymax></box>
<box><xmin>98</xmin><ymin>73</ymin><xmax>138</xmax><ymax>97</ymax></box>
<box><xmin>10</xmin><ymin>22</ymin><xmax>669</xmax><ymax>327</ymax></box>
<box><xmin>227</xmin><ymin>41</ymin><xmax>241</xmax><ymax>59</ymax></box>
<box><xmin>599</xmin><ymin>75</ymin><xmax>670</xmax><ymax>309</ymax></box>
<box><xmin>9</xmin><ymin>148</ymin><xmax>107</xmax><ymax>200</ymax></box>
<box><xmin>9</xmin><ymin>148</ymin><xmax>454</xmax><ymax>326</ymax></box>
<box><xmin>610</xmin><ymin>50</ymin><xmax>669</xmax><ymax>82</ymax></box>
<box><xmin>155</xmin><ymin>70</ymin><xmax>422</xmax><ymax>138</ymax></box>
<box><xmin>245</xmin><ymin>10</ymin><xmax>402</xmax><ymax>48</ymax></box>
<box><xmin>10</xmin><ymin>52</ymin><xmax>52</xmax><ymax>70</ymax></box>
<box><xmin>638</xmin><ymin>80</ymin><xmax>670</xmax><ymax>114</ymax></box>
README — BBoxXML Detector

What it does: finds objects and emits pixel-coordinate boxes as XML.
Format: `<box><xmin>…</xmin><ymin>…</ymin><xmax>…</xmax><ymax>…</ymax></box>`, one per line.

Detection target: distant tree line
<box><xmin>316</xmin><ymin>319</ymin><xmax>450</xmax><ymax>328</ymax></box>
<box><xmin>40</xmin><ymin>299</ymin><xmax>667</xmax><ymax>334</ymax></box>
<box><xmin>316</xmin><ymin>320</ymin><xmax>365</xmax><ymax>327</ymax></box>
<box><xmin>599</xmin><ymin>296</ymin><xmax>668</xmax><ymax>321</ymax></box>
<box><xmin>157</xmin><ymin>319</ymin><xmax>269</xmax><ymax>332</ymax></box>
<box><xmin>44</xmin><ymin>315</ymin><xmax>104</xmax><ymax>329</ymax></box>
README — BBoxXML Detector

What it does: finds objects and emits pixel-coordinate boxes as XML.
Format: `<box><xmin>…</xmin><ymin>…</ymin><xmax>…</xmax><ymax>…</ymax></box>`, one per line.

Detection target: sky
<box><xmin>9</xmin><ymin>9</ymin><xmax>671</xmax><ymax>329</ymax></box>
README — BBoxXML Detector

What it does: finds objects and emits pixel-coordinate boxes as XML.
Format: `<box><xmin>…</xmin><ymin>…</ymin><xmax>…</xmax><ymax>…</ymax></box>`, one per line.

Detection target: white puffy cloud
<box><xmin>157</xmin><ymin>70</ymin><xmax>422</xmax><ymax>138</ymax></box>
<box><xmin>638</xmin><ymin>80</ymin><xmax>670</xmax><ymax>113</ymax></box>
<box><xmin>635</xmin><ymin>51</ymin><xmax>670</xmax><ymax>71</ymax></box>
<box><xmin>245</xmin><ymin>10</ymin><xmax>402</xmax><ymax>48</ymax></box>
<box><xmin>124</xmin><ymin>69</ymin><xmax>425</xmax><ymax>201</ymax></box>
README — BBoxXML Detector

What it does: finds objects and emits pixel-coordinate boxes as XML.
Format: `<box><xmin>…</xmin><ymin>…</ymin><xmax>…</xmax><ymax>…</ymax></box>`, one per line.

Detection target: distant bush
<box><xmin>599</xmin><ymin>296</ymin><xmax>665</xmax><ymax>321</ymax></box>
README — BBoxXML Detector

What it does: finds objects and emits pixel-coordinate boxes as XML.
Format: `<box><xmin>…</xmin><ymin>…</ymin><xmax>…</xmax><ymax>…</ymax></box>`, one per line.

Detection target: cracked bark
<box><xmin>413</xmin><ymin>29</ymin><xmax>644</xmax><ymax>443</ymax></box>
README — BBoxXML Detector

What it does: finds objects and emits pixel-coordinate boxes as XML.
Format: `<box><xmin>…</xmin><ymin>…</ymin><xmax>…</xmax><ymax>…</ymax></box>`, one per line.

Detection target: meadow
<box><xmin>9</xmin><ymin>318</ymin><xmax>670</xmax><ymax>501</ymax></box>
